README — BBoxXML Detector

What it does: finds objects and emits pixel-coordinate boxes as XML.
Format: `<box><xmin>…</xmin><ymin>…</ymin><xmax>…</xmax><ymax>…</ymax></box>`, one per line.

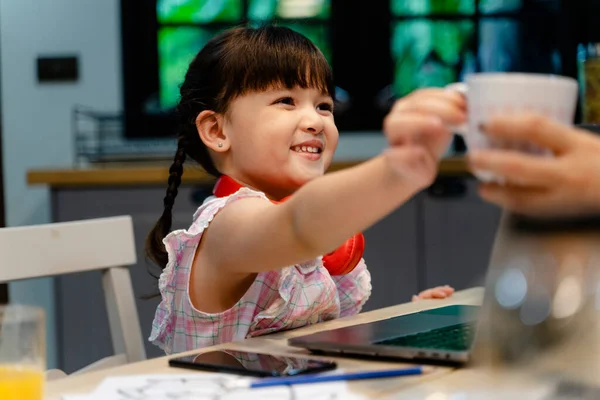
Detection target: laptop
<box><xmin>289</xmin><ymin>213</ymin><xmax>600</xmax><ymax>364</ymax></box>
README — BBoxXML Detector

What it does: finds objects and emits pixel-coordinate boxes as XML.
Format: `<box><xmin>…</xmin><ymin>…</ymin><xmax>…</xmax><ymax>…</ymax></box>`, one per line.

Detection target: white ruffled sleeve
<box><xmin>331</xmin><ymin>258</ymin><xmax>372</xmax><ymax>317</ymax></box>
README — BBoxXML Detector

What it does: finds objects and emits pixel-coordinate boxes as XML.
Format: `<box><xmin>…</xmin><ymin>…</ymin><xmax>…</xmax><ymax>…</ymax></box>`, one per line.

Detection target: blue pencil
<box><xmin>249</xmin><ymin>366</ymin><xmax>426</xmax><ymax>389</ymax></box>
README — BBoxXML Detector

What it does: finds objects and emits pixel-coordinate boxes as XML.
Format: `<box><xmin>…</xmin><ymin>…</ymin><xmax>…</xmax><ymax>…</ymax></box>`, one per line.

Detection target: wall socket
<box><xmin>37</xmin><ymin>56</ymin><xmax>79</xmax><ymax>83</ymax></box>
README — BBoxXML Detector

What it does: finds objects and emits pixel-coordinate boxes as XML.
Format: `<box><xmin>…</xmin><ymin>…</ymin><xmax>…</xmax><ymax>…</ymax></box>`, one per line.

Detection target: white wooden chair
<box><xmin>0</xmin><ymin>216</ymin><xmax>146</xmax><ymax>379</ymax></box>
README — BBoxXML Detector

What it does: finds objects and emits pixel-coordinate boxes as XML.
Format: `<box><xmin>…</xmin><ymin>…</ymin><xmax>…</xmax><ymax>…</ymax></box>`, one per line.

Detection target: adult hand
<box><xmin>468</xmin><ymin>113</ymin><xmax>600</xmax><ymax>216</ymax></box>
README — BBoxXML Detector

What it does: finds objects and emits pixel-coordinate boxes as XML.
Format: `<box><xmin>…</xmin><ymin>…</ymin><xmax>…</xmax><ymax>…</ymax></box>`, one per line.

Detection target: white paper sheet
<box><xmin>61</xmin><ymin>373</ymin><xmax>368</xmax><ymax>400</ymax></box>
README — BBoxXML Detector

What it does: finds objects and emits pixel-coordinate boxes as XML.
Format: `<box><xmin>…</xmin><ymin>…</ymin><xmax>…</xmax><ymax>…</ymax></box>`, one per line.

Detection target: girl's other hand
<box><xmin>411</xmin><ymin>285</ymin><xmax>455</xmax><ymax>301</ymax></box>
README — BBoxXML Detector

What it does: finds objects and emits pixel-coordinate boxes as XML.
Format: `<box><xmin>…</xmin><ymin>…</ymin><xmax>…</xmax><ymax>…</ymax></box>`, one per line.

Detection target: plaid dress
<box><xmin>149</xmin><ymin>187</ymin><xmax>372</xmax><ymax>355</ymax></box>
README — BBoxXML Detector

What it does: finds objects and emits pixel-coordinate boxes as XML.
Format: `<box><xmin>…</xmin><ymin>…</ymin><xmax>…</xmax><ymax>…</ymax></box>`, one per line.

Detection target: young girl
<box><xmin>147</xmin><ymin>26</ymin><xmax>462</xmax><ymax>355</ymax></box>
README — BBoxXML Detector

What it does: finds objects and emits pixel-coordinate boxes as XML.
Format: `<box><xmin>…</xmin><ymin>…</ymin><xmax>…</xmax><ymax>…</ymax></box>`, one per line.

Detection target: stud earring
<box><xmin>217</xmin><ymin>142</ymin><xmax>223</xmax><ymax>148</ymax></box>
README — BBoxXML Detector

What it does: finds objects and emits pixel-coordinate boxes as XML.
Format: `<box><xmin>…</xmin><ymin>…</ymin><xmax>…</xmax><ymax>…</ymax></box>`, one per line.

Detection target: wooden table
<box><xmin>46</xmin><ymin>288</ymin><xmax>484</xmax><ymax>399</ymax></box>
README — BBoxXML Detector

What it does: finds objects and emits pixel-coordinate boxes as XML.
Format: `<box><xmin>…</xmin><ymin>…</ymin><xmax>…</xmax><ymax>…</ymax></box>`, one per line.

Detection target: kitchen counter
<box><xmin>27</xmin><ymin>157</ymin><xmax>470</xmax><ymax>187</ymax></box>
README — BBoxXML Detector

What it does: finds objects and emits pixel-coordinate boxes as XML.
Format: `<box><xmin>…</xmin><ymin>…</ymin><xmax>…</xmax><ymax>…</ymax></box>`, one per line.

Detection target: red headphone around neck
<box><xmin>212</xmin><ymin>175</ymin><xmax>365</xmax><ymax>275</ymax></box>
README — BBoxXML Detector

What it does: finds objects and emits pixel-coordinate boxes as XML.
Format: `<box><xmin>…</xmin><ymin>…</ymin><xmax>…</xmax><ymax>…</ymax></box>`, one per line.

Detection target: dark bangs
<box><xmin>218</xmin><ymin>26</ymin><xmax>334</xmax><ymax>106</ymax></box>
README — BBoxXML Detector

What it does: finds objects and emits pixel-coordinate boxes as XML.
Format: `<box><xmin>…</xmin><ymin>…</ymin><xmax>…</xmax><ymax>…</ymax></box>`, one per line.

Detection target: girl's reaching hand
<box><xmin>384</xmin><ymin>88</ymin><xmax>466</xmax><ymax>161</ymax></box>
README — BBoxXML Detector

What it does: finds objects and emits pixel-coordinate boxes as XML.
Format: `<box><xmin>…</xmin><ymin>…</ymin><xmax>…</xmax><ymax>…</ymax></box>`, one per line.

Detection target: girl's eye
<box><xmin>275</xmin><ymin>97</ymin><xmax>294</xmax><ymax>106</ymax></box>
<box><xmin>318</xmin><ymin>103</ymin><xmax>334</xmax><ymax>112</ymax></box>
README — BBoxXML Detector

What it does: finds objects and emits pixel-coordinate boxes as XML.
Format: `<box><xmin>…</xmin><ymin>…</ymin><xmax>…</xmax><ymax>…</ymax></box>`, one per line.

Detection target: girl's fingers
<box><xmin>393</xmin><ymin>97</ymin><xmax>466</xmax><ymax>126</ymax></box>
<box><xmin>384</xmin><ymin>112</ymin><xmax>447</xmax><ymax>146</ymax></box>
<box><xmin>431</xmin><ymin>290</ymin><xmax>449</xmax><ymax>298</ymax></box>
<box><xmin>394</xmin><ymin>89</ymin><xmax>467</xmax><ymax>111</ymax></box>
<box><xmin>414</xmin><ymin>286</ymin><xmax>455</xmax><ymax>300</ymax></box>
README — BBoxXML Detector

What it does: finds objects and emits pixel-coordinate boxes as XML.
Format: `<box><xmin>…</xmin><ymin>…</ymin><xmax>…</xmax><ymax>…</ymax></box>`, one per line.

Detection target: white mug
<box><xmin>446</xmin><ymin>73</ymin><xmax>579</xmax><ymax>182</ymax></box>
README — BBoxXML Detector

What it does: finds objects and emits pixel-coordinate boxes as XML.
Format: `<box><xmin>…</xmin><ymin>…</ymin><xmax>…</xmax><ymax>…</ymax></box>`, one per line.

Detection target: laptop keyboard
<box><xmin>375</xmin><ymin>322</ymin><xmax>476</xmax><ymax>351</ymax></box>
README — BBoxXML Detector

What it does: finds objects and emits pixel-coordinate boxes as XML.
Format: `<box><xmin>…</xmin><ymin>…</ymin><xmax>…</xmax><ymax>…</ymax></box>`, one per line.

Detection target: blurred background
<box><xmin>124</xmin><ymin>0</ymin><xmax>583</xmax><ymax>138</ymax></box>
<box><xmin>3</xmin><ymin>0</ymin><xmax>600</xmax><ymax>373</ymax></box>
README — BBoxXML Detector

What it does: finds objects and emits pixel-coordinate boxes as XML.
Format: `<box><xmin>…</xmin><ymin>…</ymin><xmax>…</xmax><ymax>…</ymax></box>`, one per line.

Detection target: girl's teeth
<box><xmin>293</xmin><ymin>146</ymin><xmax>320</xmax><ymax>153</ymax></box>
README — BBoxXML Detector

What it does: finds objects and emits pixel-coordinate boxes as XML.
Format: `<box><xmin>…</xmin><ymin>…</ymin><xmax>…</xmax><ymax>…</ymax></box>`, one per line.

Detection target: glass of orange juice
<box><xmin>0</xmin><ymin>305</ymin><xmax>45</xmax><ymax>400</ymax></box>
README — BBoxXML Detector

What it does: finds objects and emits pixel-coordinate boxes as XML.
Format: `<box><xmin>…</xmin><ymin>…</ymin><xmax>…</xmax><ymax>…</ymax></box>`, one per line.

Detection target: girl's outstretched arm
<box><xmin>200</xmin><ymin>89</ymin><xmax>465</xmax><ymax>275</ymax></box>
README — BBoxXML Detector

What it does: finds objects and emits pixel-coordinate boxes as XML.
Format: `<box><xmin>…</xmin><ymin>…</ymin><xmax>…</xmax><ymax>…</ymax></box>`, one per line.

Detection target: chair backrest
<box><xmin>0</xmin><ymin>216</ymin><xmax>146</xmax><ymax>364</ymax></box>
<box><xmin>0</xmin><ymin>216</ymin><xmax>136</xmax><ymax>281</ymax></box>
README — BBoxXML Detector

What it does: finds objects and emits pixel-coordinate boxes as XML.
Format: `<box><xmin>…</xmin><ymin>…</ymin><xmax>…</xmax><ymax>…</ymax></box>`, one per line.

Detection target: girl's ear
<box><xmin>196</xmin><ymin>110</ymin><xmax>229</xmax><ymax>152</ymax></box>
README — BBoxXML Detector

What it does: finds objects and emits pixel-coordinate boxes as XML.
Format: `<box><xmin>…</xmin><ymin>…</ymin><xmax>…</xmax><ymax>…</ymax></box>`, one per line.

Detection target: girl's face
<box><xmin>220</xmin><ymin>86</ymin><xmax>338</xmax><ymax>199</ymax></box>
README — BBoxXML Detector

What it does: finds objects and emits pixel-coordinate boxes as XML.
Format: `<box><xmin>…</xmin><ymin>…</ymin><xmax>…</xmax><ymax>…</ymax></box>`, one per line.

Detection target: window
<box><xmin>393</xmin><ymin>0</ymin><xmax>476</xmax><ymax>16</ymax></box>
<box><xmin>122</xmin><ymin>0</ymin><xmax>580</xmax><ymax>139</ymax></box>
<box><xmin>391</xmin><ymin>20</ymin><xmax>476</xmax><ymax>97</ymax></box>
<box><xmin>156</xmin><ymin>0</ymin><xmax>331</xmax><ymax>110</ymax></box>
<box><xmin>158</xmin><ymin>0</ymin><xmax>243</xmax><ymax>23</ymax></box>
<box><xmin>390</xmin><ymin>0</ymin><xmax>561</xmax><ymax>100</ymax></box>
